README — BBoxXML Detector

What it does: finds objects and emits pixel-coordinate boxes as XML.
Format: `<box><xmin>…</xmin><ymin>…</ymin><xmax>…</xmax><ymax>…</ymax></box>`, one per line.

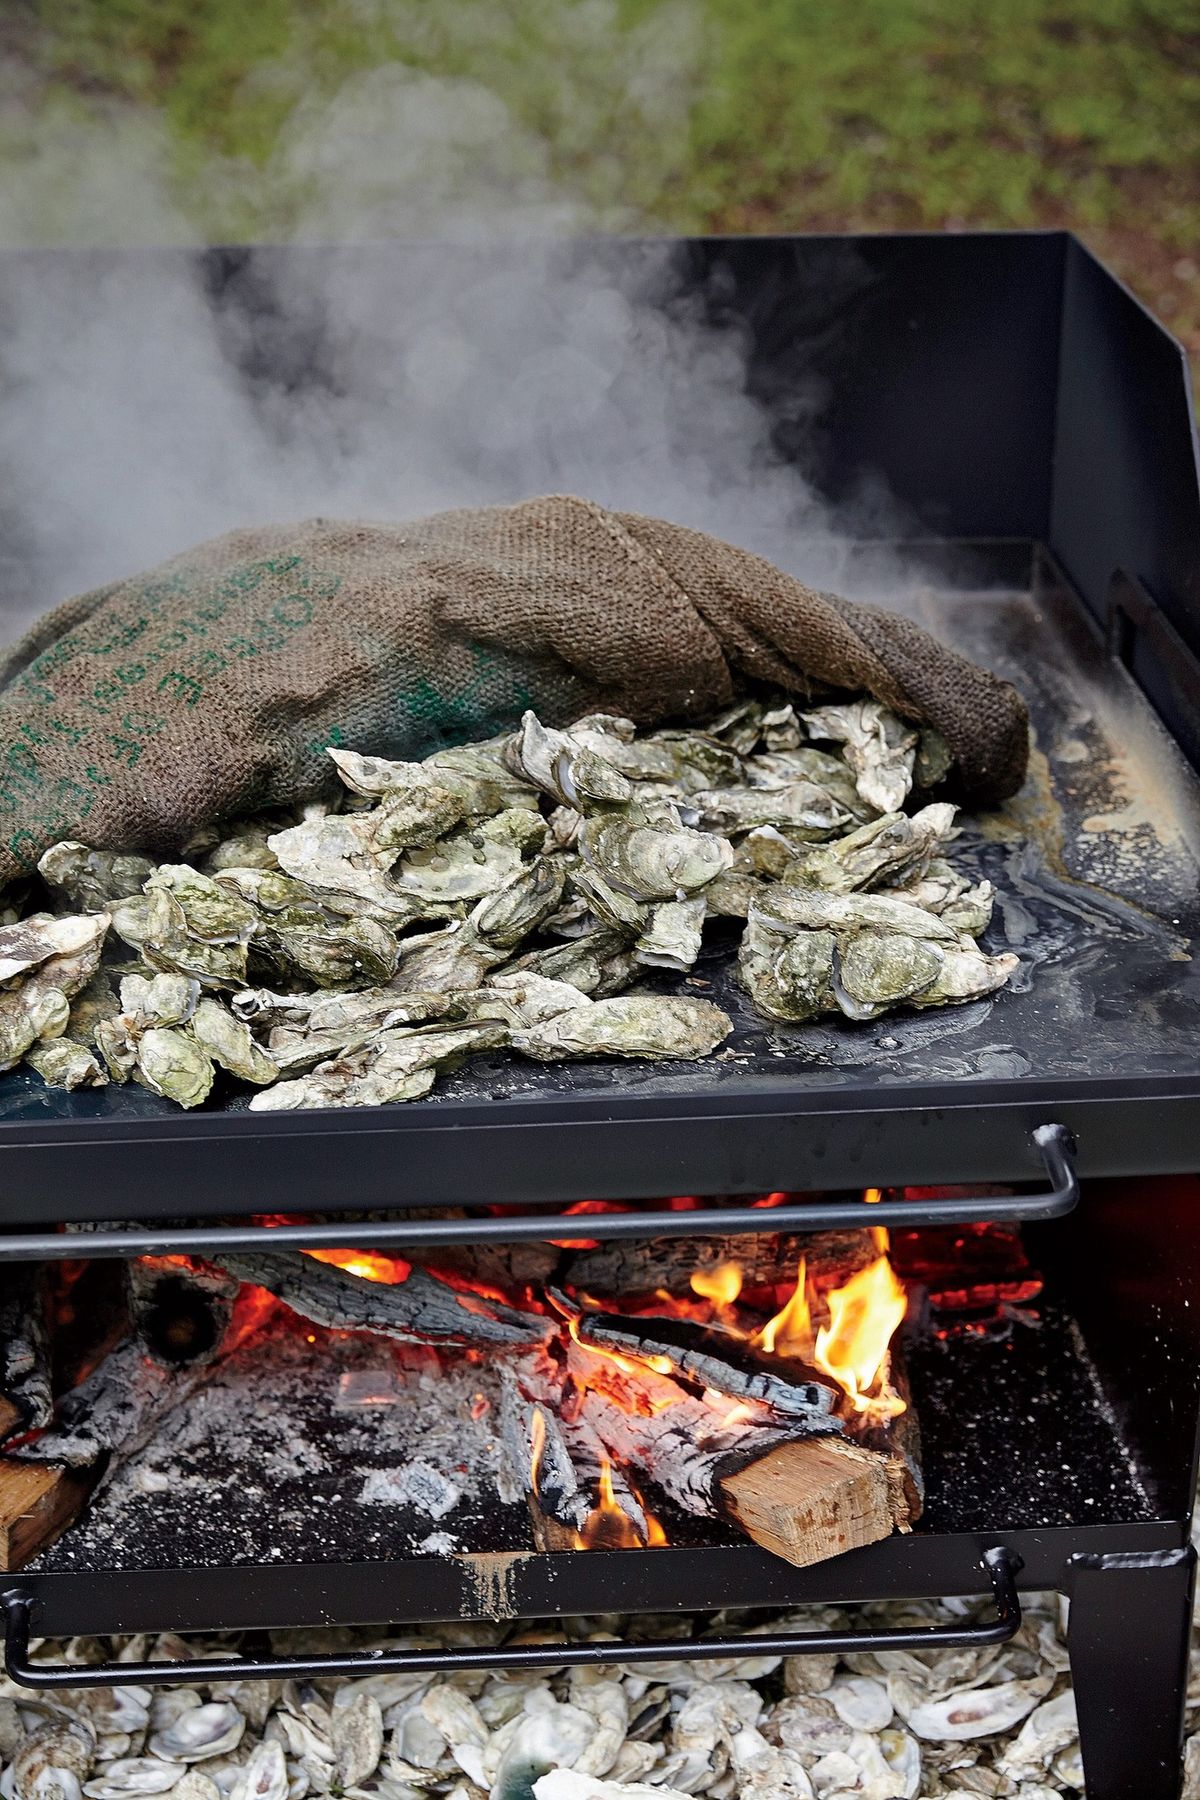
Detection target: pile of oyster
<box><xmin>0</xmin><ymin>1586</ymin><xmax>1099</xmax><ymax>1800</ymax></box>
<box><xmin>0</xmin><ymin>696</ymin><xmax>1018</xmax><ymax>1110</ymax></box>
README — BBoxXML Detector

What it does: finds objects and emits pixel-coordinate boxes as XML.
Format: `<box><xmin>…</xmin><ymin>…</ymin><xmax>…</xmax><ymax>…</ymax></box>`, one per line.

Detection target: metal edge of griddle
<box><xmin>0</xmin><ymin>1074</ymin><xmax>1197</xmax><ymax>1221</ymax></box>
<box><xmin>7</xmin><ymin>1520</ymin><xmax>1185</xmax><ymax>1640</ymax></box>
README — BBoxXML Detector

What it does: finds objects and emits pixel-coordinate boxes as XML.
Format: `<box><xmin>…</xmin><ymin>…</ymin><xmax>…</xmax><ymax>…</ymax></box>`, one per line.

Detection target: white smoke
<box><xmin>0</xmin><ymin>4</ymin><xmax>900</xmax><ymax>634</ymax></box>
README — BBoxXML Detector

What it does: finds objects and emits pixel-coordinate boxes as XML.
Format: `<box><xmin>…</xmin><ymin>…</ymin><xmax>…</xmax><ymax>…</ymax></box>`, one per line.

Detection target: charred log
<box><xmin>563</xmin><ymin>1228</ymin><xmax>876</xmax><ymax>1306</ymax></box>
<box><xmin>0</xmin><ymin>1268</ymin><xmax>52</xmax><ymax>1441</ymax></box>
<box><xmin>127</xmin><ymin>1259</ymin><xmax>239</xmax><ymax>1366</ymax></box>
<box><xmin>550</xmin><ymin>1290</ymin><xmax>840</xmax><ymax>1424</ymax></box>
<box><xmin>213</xmin><ymin>1252</ymin><xmax>553</xmax><ymax>1349</ymax></box>
<box><xmin>499</xmin><ymin>1363</ymin><xmax>650</xmax><ymax>1549</ymax></box>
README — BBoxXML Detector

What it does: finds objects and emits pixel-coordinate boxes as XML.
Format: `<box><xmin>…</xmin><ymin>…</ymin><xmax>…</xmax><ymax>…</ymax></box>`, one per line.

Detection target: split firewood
<box><xmin>550</xmin><ymin>1290</ymin><xmax>839</xmax><ymax>1424</ymax></box>
<box><xmin>498</xmin><ymin>1363</ymin><xmax>651</xmax><ymax>1549</ymax></box>
<box><xmin>561</xmin><ymin>1340</ymin><xmax>899</xmax><ymax>1570</ymax></box>
<box><xmin>212</xmin><ymin>1252</ymin><xmax>554</xmax><ymax>1349</ymax></box>
<box><xmin>127</xmin><ymin>1258</ymin><xmax>239</xmax><ymax>1366</ymax></box>
<box><xmin>0</xmin><ymin>1268</ymin><xmax>52</xmax><ymax>1441</ymax></box>
<box><xmin>563</xmin><ymin>1227</ymin><xmax>876</xmax><ymax>1306</ymax></box>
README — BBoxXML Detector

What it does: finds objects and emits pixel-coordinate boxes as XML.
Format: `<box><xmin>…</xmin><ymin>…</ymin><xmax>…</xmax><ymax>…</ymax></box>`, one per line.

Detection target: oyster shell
<box><xmin>692</xmin><ymin>783</ymin><xmax>850</xmax><ymax>840</ymax></box>
<box><xmin>802</xmin><ymin>699</ymin><xmax>919</xmax><ymax>813</ymax></box>
<box><xmin>82</xmin><ymin>1763</ymin><xmax>180</xmax><ymax>1798</ymax></box>
<box><xmin>751</xmin><ymin>886</ymin><xmax>959</xmax><ymax>944</ymax></box>
<box><xmin>248</xmin><ymin>1022</ymin><xmax>506</xmax><ymax>1111</ymax></box>
<box><xmin>0</xmin><ymin>912</ymin><xmax>108</xmax><ymax>986</ymax></box>
<box><xmin>910</xmin><ymin>945</ymin><xmax>1020</xmax><ymax>1007</ymax></box>
<box><xmin>12</xmin><ymin>1720</ymin><xmax>96</xmax><ymax>1800</ymax></box>
<box><xmin>834</xmin><ymin>931</ymin><xmax>945</xmax><ymax>1018</ymax></box>
<box><xmin>135</xmin><ymin>1028</ymin><xmax>215</xmax><ymax>1110</ymax></box>
<box><xmin>260</xmin><ymin>914</ymin><xmax>398</xmax><ymax>989</ymax></box>
<box><xmin>512</xmin><ymin>995</ymin><xmax>730</xmax><ymax>1062</ymax></box>
<box><xmin>145</xmin><ymin>868</ymin><xmax>258</xmax><ymax>947</ymax></box>
<box><xmin>25</xmin><ymin>1037</ymin><xmax>108</xmax><ymax>1089</ymax></box>
<box><xmin>189</xmin><ymin>999</ymin><xmax>279</xmax><ymax>1085</ymax></box>
<box><xmin>783</xmin><ymin>804</ymin><xmax>957</xmax><ymax>894</ymax></box>
<box><xmin>1</xmin><ymin>912</ymin><xmax>110</xmax><ymax>1069</ymax></box>
<box><xmin>893</xmin><ymin>1677</ymin><xmax>1046</xmax><ymax>1742</ymax></box>
<box><xmin>471</xmin><ymin>860</ymin><xmax>566</xmax><ymax>948</ymax></box>
<box><xmin>581</xmin><ymin>814</ymin><xmax>732</xmax><ymax>902</ymax></box>
<box><xmin>267</xmin><ymin>815</ymin><xmax>423</xmax><ymax>924</ymax></box>
<box><xmin>148</xmin><ymin>1705</ymin><xmax>245</xmax><ymax>1764</ymax></box>
<box><xmin>38</xmin><ymin>842</ymin><xmax>156</xmax><ymax>911</ymax></box>
<box><xmin>329</xmin><ymin>1696</ymin><xmax>383</xmax><ymax>1789</ymax></box>
<box><xmin>633</xmin><ymin>898</ymin><xmax>706</xmax><ymax>972</ymax></box>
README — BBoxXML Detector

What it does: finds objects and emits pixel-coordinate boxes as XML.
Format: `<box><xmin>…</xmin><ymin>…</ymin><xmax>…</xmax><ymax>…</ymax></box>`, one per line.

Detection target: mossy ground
<box><xmin>5</xmin><ymin>0</ymin><xmax>1198</xmax><ymax>354</ymax></box>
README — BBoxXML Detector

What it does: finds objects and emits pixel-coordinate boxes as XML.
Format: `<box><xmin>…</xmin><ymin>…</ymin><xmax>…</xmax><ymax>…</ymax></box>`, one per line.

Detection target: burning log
<box><xmin>0</xmin><ymin>1268</ymin><xmax>52</xmax><ymax>1441</ymax></box>
<box><xmin>551</xmin><ymin>1290</ymin><xmax>840</xmax><ymax>1424</ymax></box>
<box><xmin>499</xmin><ymin>1364</ymin><xmax>653</xmax><ymax>1549</ymax></box>
<box><xmin>564</xmin><ymin>1227</ymin><xmax>877</xmax><ymax>1306</ymax></box>
<box><xmin>211</xmin><ymin>1252</ymin><xmax>554</xmax><ymax>1349</ymax></box>
<box><xmin>503</xmin><ymin>1346</ymin><xmax>899</xmax><ymax>1569</ymax></box>
<box><xmin>127</xmin><ymin>1259</ymin><xmax>239</xmax><ymax>1366</ymax></box>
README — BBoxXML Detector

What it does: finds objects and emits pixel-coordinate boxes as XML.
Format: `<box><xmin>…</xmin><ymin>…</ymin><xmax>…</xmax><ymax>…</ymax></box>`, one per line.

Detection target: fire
<box><xmin>754</xmin><ymin>1245</ymin><xmax>908</xmax><ymax>1422</ymax></box>
<box><xmin>304</xmin><ymin>1248</ymin><xmax>411</xmax><ymax>1284</ymax></box>
<box><xmin>815</xmin><ymin>1257</ymin><xmax>908</xmax><ymax>1419</ymax></box>
<box><xmin>689</xmin><ymin>1262</ymin><xmax>743</xmax><ymax>1307</ymax></box>
<box><xmin>575</xmin><ymin>1457</ymin><xmax>644</xmax><ymax>1550</ymax></box>
<box><xmin>757</xmin><ymin>1255</ymin><xmax>812</xmax><ymax>1355</ymax></box>
<box><xmin>864</xmin><ymin>1186</ymin><xmax>889</xmax><ymax>1255</ymax></box>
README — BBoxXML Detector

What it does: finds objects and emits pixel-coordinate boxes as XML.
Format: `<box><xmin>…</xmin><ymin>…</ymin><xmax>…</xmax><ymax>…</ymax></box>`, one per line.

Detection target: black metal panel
<box><xmin>694</xmin><ymin>231</ymin><xmax>1065</xmax><ymax>540</ymax></box>
<box><xmin>7</xmin><ymin>1521</ymin><xmax>1180</xmax><ymax>1641</ymax></box>
<box><xmin>1051</xmin><ymin>237</ymin><xmax>1200</xmax><ymax>768</ymax></box>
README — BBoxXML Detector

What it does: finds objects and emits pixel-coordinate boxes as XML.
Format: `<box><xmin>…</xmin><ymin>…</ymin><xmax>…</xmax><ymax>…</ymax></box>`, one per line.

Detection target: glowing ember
<box><xmin>689</xmin><ymin>1262</ymin><xmax>743</xmax><ymax>1307</ymax></box>
<box><xmin>304</xmin><ymin>1248</ymin><xmax>411</xmax><ymax>1284</ymax></box>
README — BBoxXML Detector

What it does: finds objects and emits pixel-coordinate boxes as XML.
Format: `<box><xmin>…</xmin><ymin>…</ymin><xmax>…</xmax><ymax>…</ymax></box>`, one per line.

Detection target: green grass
<box><xmin>7</xmin><ymin>0</ymin><xmax>1200</xmax><ymax>350</ymax></box>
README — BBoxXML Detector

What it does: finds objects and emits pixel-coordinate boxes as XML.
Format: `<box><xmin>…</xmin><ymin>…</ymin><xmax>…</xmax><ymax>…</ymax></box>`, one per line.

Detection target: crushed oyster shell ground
<box><xmin>2</xmin><ymin>696</ymin><xmax>1019</xmax><ymax>1110</ymax></box>
<box><xmin>11</xmin><ymin>1556</ymin><xmax>1198</xmax><ymax>1800</ymax></box>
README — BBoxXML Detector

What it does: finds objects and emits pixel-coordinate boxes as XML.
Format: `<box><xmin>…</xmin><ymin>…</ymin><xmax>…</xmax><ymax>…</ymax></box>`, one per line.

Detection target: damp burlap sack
<box><xmin>0</xmin><ymin>495</ymin><xmax>1028</xmax><ymax>887</ymax></box>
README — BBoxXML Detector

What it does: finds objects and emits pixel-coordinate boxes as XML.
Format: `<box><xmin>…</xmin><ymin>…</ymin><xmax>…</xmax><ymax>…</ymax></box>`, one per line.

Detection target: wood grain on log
<box><xmin>213</xmin><ymin>1253</ymin><xmax>553</xmax><ymax>1349</ymax></box>
<box><xmin>720</xmin><ymin>1437</ymin><xmax>893</xmax><ymax>1567</ymax></box>
<box><xmin>0</xmin><ymin>1461</ymin><xmax>95</xmax><ymax>1570</ymax></box>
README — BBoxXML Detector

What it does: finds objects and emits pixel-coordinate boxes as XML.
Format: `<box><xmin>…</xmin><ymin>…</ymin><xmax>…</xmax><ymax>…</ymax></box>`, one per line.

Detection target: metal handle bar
<box><xmin>0</xmin><ymin>1125</ymin><xmax>1075</xmax><ymax>1262</ymax></box>
<box><xmin>3</xmin><ymin>1548</ymin><xmax>1020</xmax><ymax>1688</ymax></box>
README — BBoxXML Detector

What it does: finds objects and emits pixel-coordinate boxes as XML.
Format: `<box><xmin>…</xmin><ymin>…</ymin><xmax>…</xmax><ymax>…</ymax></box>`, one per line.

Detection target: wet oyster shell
<box><xmin>581</xmin><ymin>815</ymin><xmax>732</xmax><ymax>902</ymax></box>
<box><xmin>38</xmin><ymin>842</ymin><xmax>156</xmax><ymax>911</ymax></box>
<box><xmin>633</xmin><ymin>898</ymin><xmax>706</xmax><ymax>972</ymax></box>
<box><xmin>249</xmin><ymin>1021</ymin><xmax>505</xmax><ymax>1111</ymax></box>
<box><xmin>835</xmin><ymin>931</ymin><xmax>945</xmax><ymax>1013</ymax></box>
<box><xmin>0</xmin><ymin>912</ymin><xmax>109</xmax><ymax>986</ymax></box>
<box><xmin>135</xmin><ymin>1028</ymin><xmax>215</xmax><ymax>1110</ymax></box>
<box><xmin>190</xmin><ymin>999</ymin><xmax>279</xmax><ymax>1085</ymax></box>
<box><xmin>512</xmin><ymin>995</ymin><xmax>731</xmax><ymax>1062</ymax></box>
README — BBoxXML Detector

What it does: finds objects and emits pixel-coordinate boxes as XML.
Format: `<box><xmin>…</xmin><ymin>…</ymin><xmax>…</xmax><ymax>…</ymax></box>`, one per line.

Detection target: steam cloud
<box><xmin>0</xmin><ymin>8</ymin><xmax>899</xmax><ymax>637</ymax></box>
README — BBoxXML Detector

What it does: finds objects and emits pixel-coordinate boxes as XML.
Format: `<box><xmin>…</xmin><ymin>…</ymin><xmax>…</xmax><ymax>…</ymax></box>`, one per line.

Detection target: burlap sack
<box><xmin>0</xmin><ymin>495</ymin><xmax>1028</xmax><ymax>887</ymax></box>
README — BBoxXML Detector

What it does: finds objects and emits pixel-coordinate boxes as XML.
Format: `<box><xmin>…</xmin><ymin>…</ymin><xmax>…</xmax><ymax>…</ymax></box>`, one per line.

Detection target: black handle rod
<box><xmin>0</xmin><ymin>1125</ymin><xmax>1076</xmax><ymax>1262</ymax></box>
<box><xmin>2</xmin><ymin>1548</ymin><xmax>1020</xmax><ymax>1688</ymax></box>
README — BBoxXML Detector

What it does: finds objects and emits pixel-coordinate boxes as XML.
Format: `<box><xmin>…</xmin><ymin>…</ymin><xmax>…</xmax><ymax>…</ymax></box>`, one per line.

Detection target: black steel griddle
<box><xmin>0</xmin><ymin>232</ymin><xmax>1197</xmax><ymax>1222</ymax></box>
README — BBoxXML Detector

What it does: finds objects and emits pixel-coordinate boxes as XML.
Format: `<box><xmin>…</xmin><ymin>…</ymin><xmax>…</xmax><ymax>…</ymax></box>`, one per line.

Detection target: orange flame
<box><xmin>864</xmin><ymin>1186</ymin><xmax>889</xmax><ymax>1255</ymax></box>
<box><xmin>575</xmin><ymin>1457</ymin><xmax>645</xmax><ymax>1549</ymax></box>
<box><xmin>689</xmin><ymin>1262</ymin><xmax>743</xmax><ymax>1307</ymax></box>
<box><xmin>757</xmin><ymin>1255</ymin><xmax>812</xmax><ymax>1355</ymax></box>
<box><xmin>815</xmin><ymin>1256</ymin><xmax>908</xmax><ymax>1420</ymax></box>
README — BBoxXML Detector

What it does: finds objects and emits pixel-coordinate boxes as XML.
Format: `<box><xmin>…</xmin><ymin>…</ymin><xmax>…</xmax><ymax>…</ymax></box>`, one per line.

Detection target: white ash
<box><xmin>359</xmin><ymin>1462</ymin><xmax>461</xmax><ymax>1518</ymax></box>
<box><xmin>2</xmin><ymin>1588</ymin><xmax>1110</xmax><ymax>1799</ymax></box>
<box><xmin>31</xmin><ymin>1314</ymin><xmax>525</xmax><ymax>1572</ymax></box>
